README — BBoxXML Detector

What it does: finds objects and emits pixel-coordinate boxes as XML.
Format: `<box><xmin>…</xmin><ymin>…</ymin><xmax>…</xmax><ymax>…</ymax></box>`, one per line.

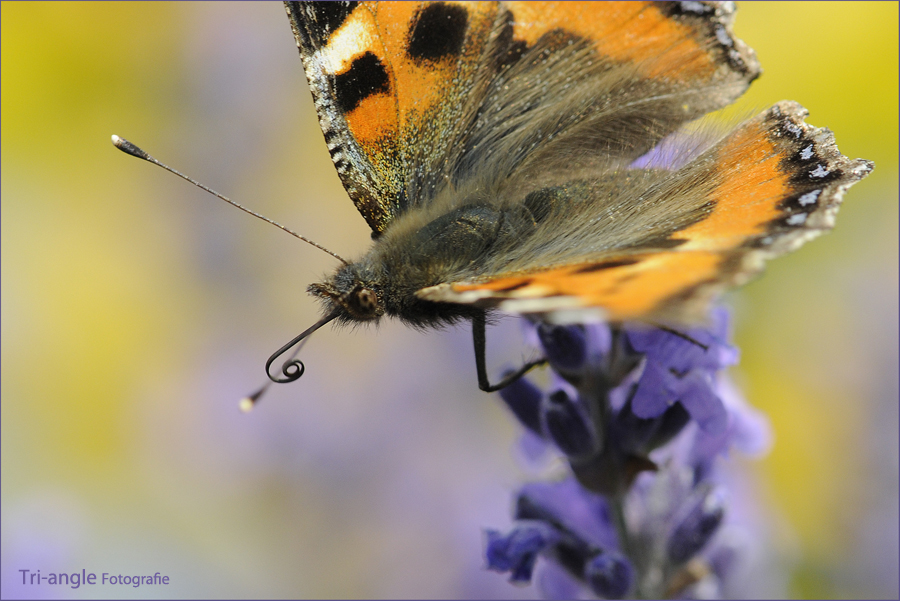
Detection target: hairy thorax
<box><xmin>308</xmin><ymin>197</ymin><xmax>554</xmax><ymax>328</ymax></box>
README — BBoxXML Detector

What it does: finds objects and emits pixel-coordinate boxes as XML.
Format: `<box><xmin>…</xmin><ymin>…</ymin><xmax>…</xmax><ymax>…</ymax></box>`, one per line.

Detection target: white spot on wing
<box><xmin>314</xmin><ymin>13</ymin><xmax>378</xmax><ymax>75</ymax></box>
<box><xmin>798</xmin><ymin>190</ymin><xmax>821</xmax><ymax>206</ymax></box>
<box><xmin>786</xmin><ymin>213</ymin><xmax>808</xmax><ymax>226</ymax></box>
<box><xmin>679</xmin><ymin>1</ymin><xmax>707</xmax><ymax>14</ymax></box>
<box><xmin>784</xmin><ymin>122</ymin><xmax>803</xmax><ymax>138</ymax></box>
<box><xmin>714</xmin><ymin>25</ymin><xmax>733</xmax><ymax>47</ymax></box>
<box><xmin>809</xmin><ymin>164</ymin><xmax>831</xmax><ymax>178</ymax></box>
<box><xmin>800</xmin><ymin>145</ymin><xmax>814</xmax><ymax>160</ymax></box>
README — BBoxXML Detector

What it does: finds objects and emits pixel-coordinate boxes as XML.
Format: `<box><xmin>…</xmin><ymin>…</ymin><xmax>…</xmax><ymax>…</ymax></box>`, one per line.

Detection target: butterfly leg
<box><xmin>652</xmin><ymin>324</ymin><xmax>710</xmax><ymax>351</ymax></box>
<box><xmin>472</xmin><ymin>311</ymin><xmax>547</xmax><ymax>392</ymax></box>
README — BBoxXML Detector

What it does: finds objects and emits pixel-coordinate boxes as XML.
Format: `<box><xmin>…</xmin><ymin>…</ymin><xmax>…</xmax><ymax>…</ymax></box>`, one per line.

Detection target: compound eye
<box><xmin>357</xmin><ymin>288</ymin><xmax>378</xmax><ymax>314</ymax></box>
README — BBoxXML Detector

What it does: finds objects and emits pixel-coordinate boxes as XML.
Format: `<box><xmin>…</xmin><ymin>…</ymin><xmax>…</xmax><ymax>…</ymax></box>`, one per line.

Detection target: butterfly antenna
<box><xmin>111</xmin><ymin>135</ymin><xmax>350</xmax><ymax>266</ymax></box>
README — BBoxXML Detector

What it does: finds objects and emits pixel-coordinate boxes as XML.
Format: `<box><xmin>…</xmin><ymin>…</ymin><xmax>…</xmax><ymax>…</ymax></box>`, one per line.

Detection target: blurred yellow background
<box><xmin>2</xmin><ymin>2</ymin><xmax>896</xmax><ymax>598</ymax></box>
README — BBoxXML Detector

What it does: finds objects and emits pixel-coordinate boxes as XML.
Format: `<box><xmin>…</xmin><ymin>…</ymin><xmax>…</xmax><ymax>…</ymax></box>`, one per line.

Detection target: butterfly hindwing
<box><xmin>419</xmin><ymin>101</ymin><xmax>873</xmax><ymax>322</ymax></box>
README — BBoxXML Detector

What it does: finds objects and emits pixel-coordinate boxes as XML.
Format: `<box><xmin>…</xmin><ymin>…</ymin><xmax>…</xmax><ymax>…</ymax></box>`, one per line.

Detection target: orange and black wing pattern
<box><xmin>286</xmin><ymin>1</ymin><xmax>759</xmax><ymax>235</ymax></box>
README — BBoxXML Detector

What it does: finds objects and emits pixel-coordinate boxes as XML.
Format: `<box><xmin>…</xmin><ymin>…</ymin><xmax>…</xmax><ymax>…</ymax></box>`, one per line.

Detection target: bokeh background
<box><xmin>2</xmin><ymin>2</ymin><xmax>896</xmax><ymax>598</ymax></box>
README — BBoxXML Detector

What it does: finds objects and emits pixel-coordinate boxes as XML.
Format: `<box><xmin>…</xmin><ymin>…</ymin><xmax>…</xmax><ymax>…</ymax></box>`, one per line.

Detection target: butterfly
<box><xmin>268</xmin><ymin>1</ymin><xmax>872</xmax><ymax>392</ymax></box>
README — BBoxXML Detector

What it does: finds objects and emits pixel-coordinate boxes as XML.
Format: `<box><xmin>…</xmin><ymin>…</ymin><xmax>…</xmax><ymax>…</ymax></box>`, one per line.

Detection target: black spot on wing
<box><xmin>333</xmin><ymin>52</ymin><xmax>390</xmax><ymax>114</ymax></box>
<box><xmin>292</xmin><ymin>2</ymin><xmax>359</xmax><ymax>48</ymax></box>
<box><xmin>573</xmin><ymin>258</ymin><xmax>641</xmax><ymax>274</ymax></box>
<box><xmin>407</xmin><ymin>3</ymin><xmax>469</xmax><ymax>62</ymax></box>
<box><xmin>493</xmin><ymin>281</ymin><xmax>531</xmax><ymax>293</ymax></box>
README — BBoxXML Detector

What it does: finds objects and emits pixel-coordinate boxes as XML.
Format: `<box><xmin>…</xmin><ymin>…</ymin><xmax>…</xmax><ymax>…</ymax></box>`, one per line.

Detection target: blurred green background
<box><xmin>2</xmin><ymin>2</ymin><xmax>896</xmax><ymax>598</ymax></box>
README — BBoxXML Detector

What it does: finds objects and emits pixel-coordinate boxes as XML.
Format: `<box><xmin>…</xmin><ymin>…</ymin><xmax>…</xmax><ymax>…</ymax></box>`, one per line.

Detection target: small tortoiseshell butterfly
<box><xmin>273</xmin><ymin>1</ymin><xmax>871</xmax><ymax>392</ymax></box>
<box><xmin>115</xmin><ymin>2</ymin><xmax>873</xmax><ymax>396</ymax></box>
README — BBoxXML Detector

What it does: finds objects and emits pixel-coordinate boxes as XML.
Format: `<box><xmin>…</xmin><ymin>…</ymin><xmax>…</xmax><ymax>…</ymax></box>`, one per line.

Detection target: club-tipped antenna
<box><xmin>111</xmin><ymin>135</ymin><xmax>349</xmax><ymax>266</ymax></box>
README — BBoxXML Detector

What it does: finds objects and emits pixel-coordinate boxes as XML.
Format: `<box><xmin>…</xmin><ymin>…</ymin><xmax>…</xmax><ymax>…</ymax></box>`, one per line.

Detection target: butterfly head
<box><xmin>308</xmin><ymin>263</ymin><xmax>385</xmax><ymax>324</ymax></box>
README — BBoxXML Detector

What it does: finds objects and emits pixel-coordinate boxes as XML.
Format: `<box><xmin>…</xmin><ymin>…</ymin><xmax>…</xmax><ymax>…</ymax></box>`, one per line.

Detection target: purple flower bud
<box><xmin>644</xmin><ymin>401</ymin><xmax>691</xmax><ymax>451</ymax></box>
<box><xmin>498</xmin><ymin>375</ymin><xmax>544</xmax><ymax>435</ymax></box>
<box><xmin>585</xmin><ymin>551</ymin><xmax>634</xmax><ymax>599</ymax></box>
<box><xmin>485</xmin><ymin>522</ymin><xmax>560</xmax><ymax>583</ymax></box>
<box><xmin>543</xmin><ymin>389</ymin><xmax>600</xmax><ymax>459</ymax></box>
<box><xmin>668</xmin><ymin>487</ymin><xmax>727</xmax><ymax>563</ymax></box>
<box><xmin>515</xmin><ymin>480</ymin><xmax>618</xmax><ymax>552</ymax></box>
<box><xmin>614</xmin><ymin>394</ymin><xmax>690</xmax><ymax>455</ymax></box>
<box><xmin>538</xmin><ymin>324</ymin><xmax>587</xmax><ymax>371</ymax></box>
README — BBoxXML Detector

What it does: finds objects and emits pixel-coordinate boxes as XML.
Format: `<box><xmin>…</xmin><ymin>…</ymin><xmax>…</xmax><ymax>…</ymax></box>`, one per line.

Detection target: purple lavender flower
<box><xmin>487</xmin><ymin>309</ymin><xmax>772</xmax><ymax>598</ymax></box>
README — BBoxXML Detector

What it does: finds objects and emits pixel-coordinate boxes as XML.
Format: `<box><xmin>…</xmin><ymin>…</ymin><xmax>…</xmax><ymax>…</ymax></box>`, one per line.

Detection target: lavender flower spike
<box><xmin>488</xmin><ymin>308</ymin><xmax>774</xmax><ymax>598</ymax></box>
